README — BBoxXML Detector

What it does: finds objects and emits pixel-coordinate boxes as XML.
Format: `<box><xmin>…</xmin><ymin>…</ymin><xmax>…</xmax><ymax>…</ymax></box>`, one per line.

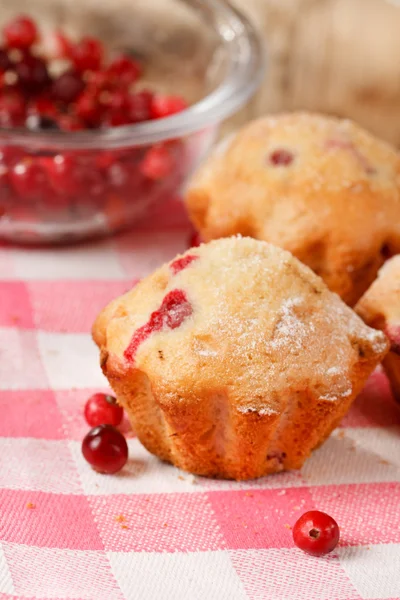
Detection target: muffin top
<box><xmin>185</xmin><ymin>112</ymin><xmax>400</xmax><ymax>304</ymax></box>
<box><xmin>94</xmin><ymin>237</ymin><xmax>388</xmax><ymax>416</ymax></box>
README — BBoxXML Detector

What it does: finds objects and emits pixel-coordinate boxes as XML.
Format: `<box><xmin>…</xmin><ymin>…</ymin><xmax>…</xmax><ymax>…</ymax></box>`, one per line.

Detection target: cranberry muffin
<box><xmin>356</xmin><ymin>256</ymin><xmax>400</xmax><ymax>403</ymax></box>
<box><xmin>186</xmin><ymin>112</ymin><xmax>400</xmax><ymax>306</ymax></box>
<box><xmin>93</xmin><ymin>237</ymin><xmax>388</xmax><ymax>480</ymax></box>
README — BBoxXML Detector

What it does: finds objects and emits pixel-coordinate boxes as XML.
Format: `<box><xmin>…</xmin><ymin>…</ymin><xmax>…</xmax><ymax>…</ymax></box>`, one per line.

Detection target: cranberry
<box><xmin>52</xmin><ymin>71</ymin><xmax>85</xmax><ymax>104</ymax></box>
<box><xmin>3</xmin><ymin>16</ymin><xmax>38</xmax><ymax>50</ymax></box>
<box><xmin>107</xmin><ymin>90</ymin><xmax>131</xmax><ymax>112</ymax></box>
<box><xmin>124</xmin><ymin>289</ymin><xmax>193</xmax><ymax>362</ymax></box>
<box><xmin>293</xmin><ymin>511</ymin><xmax>340</xmax><ymax>556</ymax></box>
<box><xmin>10</xmin><ymin>159</ymin><xmax>46</xmax><ymax>200</ymax></box>
<box><xmin>58</xmin><ymin>114</ymin><xmax>85</xmax><ymax>131</ymax></box>
<box><xmin>0</xmin><ymin>164</ymin><xmax>10</xmax><ymax>207</ymax></box>
<box><xmin>84</xmin><ymin>393</ymin><xmax>123</xmax><ymax>427</ymax></box>
<box><xmin>96</xmin><ymin>151</ymin><xmax>119</xmax><ymax>170</ymax></box>
<box><xmin>82</xmin><ymin>167</ymin><xmax>106</xmax><ymax>197</ymax></box>
<box><xmin>82</xmin><ymin>424</ymin><xmax>128</xmax><ymax>474</ymax></box>
<box><xmin>189</xmin><ymin>231</ymin><xmax>202</xmax><ymax>248</ymax></box>
<box><xmin>269</xmin><ymin>149</ymin><xmax>294</xmax><ymax>166</ymax></box>
<box><xmin>140</xmin><ymin>145</ymin><xmax>174</xmax><ymax>180</ymax></box>
<box><xmin>107</xmin><ymin>54</ymin><xmax>140</xmax><ymax>84</ymax></box>
<box><xmin>0</xmin><ymin>162</ymin><xmax>9</xmax><ymax>182</ymax></box>
<box><xmin>0</xmin><ymin>49</ymin><xmax>13</xmax><ymax>73</ymax></box>
<box><xmin>54</xmin><ymin>31</ymin><xmax>74</xmax><ymax>59</ymax></box>
<box><xmin>0</xmin><ymin>146</ymin><xmax>25</xmax><ymax>166</ymax></box>
<box><xmin>170</xmin><ymin>254</ymin><xmax>198</xmax><ymax>275</ymax></box>
<box><xmin>150</xmin><ymin>94</ymin><xmax>187</xmax><ymax>119</ymax></box>
<box><xmin>36</xmin><ymin>168</ymin><xmax>71</xmax><ymax>209</ymax></box>
<box><xmin>128</xmin><ymin>91</ymin><xmax>153</xmax><ymax>123</ymax></box>
<box><xmin>15</xmin><ymin>54</ymin><xmax>50</xmax><ymax>93</ymax></box>
<box><xmin>88</xmin><ymin>69</ymin><xmax>112</xmax><ymax>91</ymax></box>
<box><xmin>71</xmin><ymin>37</ymin><xmax>103</xmax><ymax>73</ymax></box>
<box><xmin>29</xmin><ymin>96</ymin><xmax>57</xmax><ymax>118</ymax></box>
<box><xmin>106</xmin><ymin>161</ymin><xmax>130</xmax><ymax>187</ymax></box>
<box><xmin>102</xmin><ymin>89</ymin><xmax>133</xmax><ymax>127</ymax></box>
<box><xmin>0</xmin><ymin>88</ymin><xmax>26</xmax><ymax>126</ymax></box>
<box><xmin>75</xmin><ymin>92</ymin><xmax>102</xmax><ymax>125</ymax></box>
<box><xmin>44</xmin><ymin>154</ymin><xmax>82</xmax><ymax>195</ymax></box>
<box><xmin>104</xmin><ymin>110</ymin><xmax>131</xmax><ymax>128</ymax></box>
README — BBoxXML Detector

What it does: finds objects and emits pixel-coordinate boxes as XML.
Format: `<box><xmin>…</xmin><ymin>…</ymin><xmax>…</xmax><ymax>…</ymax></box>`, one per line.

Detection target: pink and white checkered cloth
<box><xmin>1</xmin><ymin>198</ymin><xmax>400</xmax><ymax>600</ymax></box>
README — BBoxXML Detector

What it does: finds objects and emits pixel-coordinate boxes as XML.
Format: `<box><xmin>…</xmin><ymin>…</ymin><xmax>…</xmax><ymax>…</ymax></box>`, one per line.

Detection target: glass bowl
<box><xmin>0</xmin><ymin>0</ymin><xmax>263</xmax><ymax>244</ymax></box>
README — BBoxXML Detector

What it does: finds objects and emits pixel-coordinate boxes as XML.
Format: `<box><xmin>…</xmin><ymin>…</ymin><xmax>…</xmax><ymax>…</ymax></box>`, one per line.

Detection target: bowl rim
<box><xmin>0</xmin><ymin>0</ymin><xmax>264</xmax><ymax>150</ymax></box>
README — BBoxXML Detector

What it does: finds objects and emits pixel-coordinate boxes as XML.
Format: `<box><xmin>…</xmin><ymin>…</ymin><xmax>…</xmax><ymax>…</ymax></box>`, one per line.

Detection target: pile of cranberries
<box><xmin>82</xmin><ymin>392</ymin><xmax>128</xmax><ymax>474</ymax></box>
<box><xmin>0</xmin><ymin>15</ymin><xmax>188</xmax><ymax>233</ymax></box>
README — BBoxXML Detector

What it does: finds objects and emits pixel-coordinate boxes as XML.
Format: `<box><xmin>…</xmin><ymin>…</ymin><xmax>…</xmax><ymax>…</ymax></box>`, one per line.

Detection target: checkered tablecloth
<box><xmin>1</xmin><ymin>198</ymin><xmax>400</xmax><ymax>600</ymax></box>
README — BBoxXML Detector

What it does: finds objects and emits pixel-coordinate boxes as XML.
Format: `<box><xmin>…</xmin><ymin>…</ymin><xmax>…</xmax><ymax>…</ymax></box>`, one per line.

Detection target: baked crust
<box><xmin>356</xmin><ymin>256</ymin><xmax>400</xmax><ymax>402</ymax></box>
<box><xmin>93</xmin><ymin>237</ymin><xmax>388</xmax><ymax>479</ymax></box>
<box><xmin>185</xmin><ymin>112</ymin><xmax>400</xmax><ymax>306</ymax></box>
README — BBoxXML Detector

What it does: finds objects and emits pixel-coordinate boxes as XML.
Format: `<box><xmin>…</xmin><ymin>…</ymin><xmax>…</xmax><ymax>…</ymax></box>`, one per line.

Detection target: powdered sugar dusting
<box><xmin>326</xmin><ymin>366</ymin><xmax>342</xmax><ymax>376</ymax></box>
<box><xmin>270</xmin><ymin>296</ymin><xmax>313</xmax><ymax>351</ymax></box>
<box><xmin>360</xmin><ymin>326</ymin><xmax>388</xmax><ymax>353</ymax></box>
<box><xmin>196</xmin><ymin>348</ymin><xmax>218</xmax><ymax>357</ymax></box>
<box><xmin>320</xmin><ymin>387</ymin><xmax>352</xmax><ymax>402</ymax></box>
<box><xmin>192</xmin><ymin>239</ymin><xmax>385</xmax><ymax>404</ymax></box>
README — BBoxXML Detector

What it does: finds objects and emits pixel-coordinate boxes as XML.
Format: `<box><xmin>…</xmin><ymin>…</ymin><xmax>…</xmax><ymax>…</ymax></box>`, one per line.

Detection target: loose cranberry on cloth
<box><xmin>84</xmin><ymin>393</ymin><xmax>123</xmax><ymax>427</ymax></box>
<box><xmin>1</xmin><ymin>199</ymin><xmax>400</xmax><ymax>599</ymax></box>
<box><xmin>293</xmin><ymin>510</ymin><xmax>340</xmax><ymax>556</ymax></box>
<box><xmin>82</xmin><ymin>424</ymin><xmax>128</xmax><ymax>474</ymax></box>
